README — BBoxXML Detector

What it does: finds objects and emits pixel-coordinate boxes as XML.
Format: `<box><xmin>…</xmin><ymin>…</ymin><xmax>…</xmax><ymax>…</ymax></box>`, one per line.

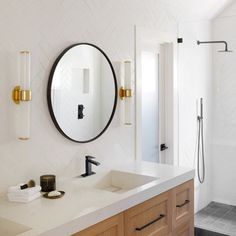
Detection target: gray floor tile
<box><xmin>226</xmin><ymin>224</ymin><xmax>236</xmax><ymax>235</ymax></box>
<box><xmin>211</xmin><ymin>221</ymin><xmax>227</xmax><ymax>231</ymax></box>
<box><xmin>195</xmin><ymin>201</ymin><xmax>236</xmax><ymax>236</ymax></box>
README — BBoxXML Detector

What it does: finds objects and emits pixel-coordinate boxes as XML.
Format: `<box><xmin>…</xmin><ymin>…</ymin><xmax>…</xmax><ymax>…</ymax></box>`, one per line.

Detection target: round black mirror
<box><xmin>47</xmin><ymin>43</ymin><xmax>117</xmax><ymax>143</ymax></box>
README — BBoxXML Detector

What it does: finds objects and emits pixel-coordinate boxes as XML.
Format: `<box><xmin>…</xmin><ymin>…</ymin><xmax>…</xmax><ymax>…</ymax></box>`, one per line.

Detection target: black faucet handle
<box><xmin>85</xmin><ymin>155</ymin><xmax>95</xmax><ymax>160</ymax></box>
<box><xmin>85</xmin><ymin>155</ymin><xmax>100</xmax><ymax>165</ymax></box>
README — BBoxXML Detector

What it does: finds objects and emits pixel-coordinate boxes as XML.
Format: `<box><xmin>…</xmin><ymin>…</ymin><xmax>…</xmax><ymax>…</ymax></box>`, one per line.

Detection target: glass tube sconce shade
<box><xmin>119</xmin><ymin>61</ymin><xmax>132</xmax><ymax>125</ymax></box>
<box><xmin>12</xmin><ymin>51</ymin><xmax>32</xmax><ymax>140</ymax></box>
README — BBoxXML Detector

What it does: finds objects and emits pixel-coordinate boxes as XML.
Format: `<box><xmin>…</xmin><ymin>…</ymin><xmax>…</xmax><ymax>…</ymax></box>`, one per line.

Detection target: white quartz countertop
<box><xmin>0</xmin><ymin>162</ymin><xmax>194</xmax><ymax>236</ymax></box>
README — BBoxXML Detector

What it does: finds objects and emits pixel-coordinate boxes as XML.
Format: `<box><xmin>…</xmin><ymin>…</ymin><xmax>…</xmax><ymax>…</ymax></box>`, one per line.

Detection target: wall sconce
<box><xmin>12</xmin><ymin>51</ymin><xmax>32</xmax><ymax>140</ymax></box>
<box><xmin>119</xmin><ymin>61</ymin><xmax>132</xmax><ymax>125</ymax></box>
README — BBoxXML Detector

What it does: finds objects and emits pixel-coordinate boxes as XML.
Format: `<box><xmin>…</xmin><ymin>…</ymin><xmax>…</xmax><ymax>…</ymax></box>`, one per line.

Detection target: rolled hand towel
<box><xmin>8</xmin><ymin>185</ymin><xmax>41</xmax><ymax>197</ymax></box>
<box><xmin>7</xmin><ymin>192</ymin><xmax>41</xmax><ymax>203</ymax></box>
<box><xmin>7</xmin><ymin>183</ymin><xmax>24</xmax><ymax>192</ymax></box>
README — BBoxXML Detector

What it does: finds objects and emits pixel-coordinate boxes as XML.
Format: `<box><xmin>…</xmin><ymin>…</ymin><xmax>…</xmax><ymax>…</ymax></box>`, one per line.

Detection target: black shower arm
<box><xmin>197</xmin><ymin>40</ymin><xmax>228</xmax><ymax>51</ymax></box>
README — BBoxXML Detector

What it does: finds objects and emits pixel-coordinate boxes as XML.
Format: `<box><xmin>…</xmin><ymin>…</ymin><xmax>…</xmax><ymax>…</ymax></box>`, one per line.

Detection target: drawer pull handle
<box><xmin>176</xmin><ymin>200</ymin><xmax>190</xmax><ymax>208</ymax></box>
<box><xmin>135</xmin><ymin>214</ymin><xmax>165</xmax><ymax>231</ymax></box>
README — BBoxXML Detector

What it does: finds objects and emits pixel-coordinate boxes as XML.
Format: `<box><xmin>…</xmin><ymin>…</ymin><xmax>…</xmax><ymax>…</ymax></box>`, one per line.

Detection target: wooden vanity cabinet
<box><xmin>172</xmin><ymin>180</ymin><xmax>194</xmax><ymax>229</ymax></box>
<box><xmin>124</xmin><ymin>191</ymin><xmax>172</xmax><ymax>236</ymax></box>
<box><xmin>72</xmin><ymin>180</ymin><xmax>194</xmax><ymax>236</ymax></box>
<box><xmin>172</xmin><ymin>219</ymin><xmax>194</xmax><ymax>236</ymax></box>
<box><xmin>72</xmin><ymin>213</ymin><xmax>124</xmax><ymax>236</ymax></box>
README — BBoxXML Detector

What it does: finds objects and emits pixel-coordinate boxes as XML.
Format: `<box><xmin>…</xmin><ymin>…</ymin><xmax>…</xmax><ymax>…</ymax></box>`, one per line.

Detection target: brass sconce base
<box><xmin>119</xmin><ymin>87</ymin><xmax>132</xmax><ymax>100</ymax></box>
<box><xmin>12</xmin><ymin>86</ymin><xmax>32</xmax><ymax>104</ymax></box>
<box><xmin>19</xmin><ymin>137</ymin><xmax>30</xmax><ymax>141</ymax></box>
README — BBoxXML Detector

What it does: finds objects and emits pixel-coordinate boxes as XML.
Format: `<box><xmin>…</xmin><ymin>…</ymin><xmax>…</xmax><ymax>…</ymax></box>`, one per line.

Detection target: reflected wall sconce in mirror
<box><xmin>12</xmin><ymin>51</ymin><xmax>32</xmax><ymax>140</ymax></box>
<box><xmin>119</xmin><ymin>61</ymin><xmax>132</xmax><ymax>125</ymax></box>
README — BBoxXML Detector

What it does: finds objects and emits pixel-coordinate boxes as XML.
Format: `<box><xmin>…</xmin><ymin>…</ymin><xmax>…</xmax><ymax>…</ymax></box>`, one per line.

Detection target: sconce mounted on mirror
<box><xmin>119</xmin><ymin>61</ymin><xmax>132</xmax><ymax>125</ymax></box>
<box><xmin>12</xmin><ymin>51</ymin><xmax>32</xmax><ymax>140</ymax></box>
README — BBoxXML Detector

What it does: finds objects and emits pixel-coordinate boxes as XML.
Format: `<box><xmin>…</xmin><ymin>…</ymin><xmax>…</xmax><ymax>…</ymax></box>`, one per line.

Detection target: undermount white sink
<box><xmin>0</xmin><ymin>217</ymin><xmax>31</xmax><ymax>236</ymax></box>
<box><xmin>94</xmin><ymin>170</ymin><xmax>157</xmax><ymax>193</ymax></box>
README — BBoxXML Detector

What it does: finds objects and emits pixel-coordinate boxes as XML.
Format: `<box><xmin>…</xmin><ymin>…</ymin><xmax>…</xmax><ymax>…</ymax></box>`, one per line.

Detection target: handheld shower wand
<box><xmin>197</xmin><ymin>98</ymin><xmax>205</xmax><ymax>184</ymax></box>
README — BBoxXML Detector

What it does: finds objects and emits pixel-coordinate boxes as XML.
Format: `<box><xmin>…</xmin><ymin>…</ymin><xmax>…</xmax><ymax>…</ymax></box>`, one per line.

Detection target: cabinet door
<box><xmin>124</xmin><ymin>191</ymin><xmax>172</xmax><ymax>236</ymax></box>
<box><xmin>172</xmin><ymin>180</ymin><xmax>194</xmax><ymax>229</ymax></box>
<box><xmin>172</xmin><ymin>219</ymin><xmax>194</xmax><ymax>236</ymax></box>
<box><xmin>72</xmin><ymin>213</ymin><xmax>124</xmax><ymax>236</ymax></box>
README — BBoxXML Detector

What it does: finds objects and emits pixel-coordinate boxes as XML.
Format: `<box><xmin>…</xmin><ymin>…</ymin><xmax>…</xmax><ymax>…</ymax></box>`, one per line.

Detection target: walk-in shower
<box><xmin>195</xmin><ymin>39</ymin><xmax>235</xmax><ymax>236</ymax></box>
<box><xmin>195</xmin><ymin>40</ymin><xmax>232</xmax><ymax>185</ymax></box>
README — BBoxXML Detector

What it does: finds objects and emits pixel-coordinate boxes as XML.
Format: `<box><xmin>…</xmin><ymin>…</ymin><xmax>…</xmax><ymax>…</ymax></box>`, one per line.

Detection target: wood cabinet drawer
<box><xmin>72</xmin><ymin>213</ymin><xmax>124</xmax><ymax>236</ymax></box>
<box><xmin>124</xmin><ymin>191</ymin><xmax>172</xmax><ymax>236</ymax></box>
<box><xmin>172</xmin><ymin>180</ymin><xmax>194</xmax><ymax>228</ymax></box>
<box><xmin>172</xmin><ymin>218</ymin><xmax>194</xmax><ymax>236</ymax></box>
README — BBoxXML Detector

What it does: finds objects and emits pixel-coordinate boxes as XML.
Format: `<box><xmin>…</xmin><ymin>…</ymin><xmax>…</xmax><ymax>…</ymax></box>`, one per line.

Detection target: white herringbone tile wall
<box><xmin>0</xmin><ymin>1</ymin><xmax>215</xmax><ymax>214</ymax></box>
<box><xmin>0</xmin><ymin>0</ymin><xmax>178</xmax><ymax>195</ymax></box>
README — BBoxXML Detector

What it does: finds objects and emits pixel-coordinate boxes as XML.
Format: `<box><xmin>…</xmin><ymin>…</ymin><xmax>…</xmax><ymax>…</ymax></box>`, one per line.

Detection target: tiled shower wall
<box><xmin>212</xmin><ymin>2</ymin><xmax>236</xmax><ymax>205</ymax></box>
<box><xmin>178</xmin><ymin>21</ymin><xmax>213</xmax><ymax>212</ymax></box>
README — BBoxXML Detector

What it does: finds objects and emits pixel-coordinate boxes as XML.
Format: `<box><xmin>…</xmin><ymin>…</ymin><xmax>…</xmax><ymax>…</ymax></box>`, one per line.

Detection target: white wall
<box><xmin>0</xmin><ymin>1</ymin><xmax>215</xmax><ymax>214</ymax></box>
<box><xmin>212</xmin><ymin>3</ymin><xmax>236</xmax><ymax>205</ymax></box>
<box><xmin>0</xmin><ymin>0</ymin><xmax>178</xmax><ymax>196</ymax></box>
<box><xmin>178</xmin><ymin>21</ymin><xmax>213</xmax><ymax>212</ymax></box>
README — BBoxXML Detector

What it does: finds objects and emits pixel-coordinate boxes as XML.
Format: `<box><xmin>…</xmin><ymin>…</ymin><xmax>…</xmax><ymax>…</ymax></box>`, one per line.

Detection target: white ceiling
<box><xmin>162</xmin><ymin>0</ymin><xmax>235</xmax><ymax>21</ymax></box>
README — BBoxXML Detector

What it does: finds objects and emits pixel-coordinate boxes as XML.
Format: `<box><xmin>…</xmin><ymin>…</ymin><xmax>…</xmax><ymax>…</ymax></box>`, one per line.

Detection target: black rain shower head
<box><xmin>197</xmin><ymin>40</ymin><xmax>233</xmax><ymax>52</ymax></box>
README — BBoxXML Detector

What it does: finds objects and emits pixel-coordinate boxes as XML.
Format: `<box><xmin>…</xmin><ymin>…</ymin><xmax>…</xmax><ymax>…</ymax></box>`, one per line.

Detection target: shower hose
<box><xmin>197</xmin><ymin>112</ymin><xmax>205</xmax><ymax>184</ymax></box>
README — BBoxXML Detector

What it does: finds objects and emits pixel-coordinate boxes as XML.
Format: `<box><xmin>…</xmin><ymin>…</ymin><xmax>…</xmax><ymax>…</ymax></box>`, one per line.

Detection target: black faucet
<box><xmin>81</xmin><ymin>156</ymin><xmax>100</xmax><ymax>177</ymax></box>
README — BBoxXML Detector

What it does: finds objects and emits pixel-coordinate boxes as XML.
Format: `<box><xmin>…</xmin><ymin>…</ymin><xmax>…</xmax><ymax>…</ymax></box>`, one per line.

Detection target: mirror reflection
<box><xmin>48</xmin><ymin>44</ymin><xmax>117</xmax><ymax>142</ymax></box>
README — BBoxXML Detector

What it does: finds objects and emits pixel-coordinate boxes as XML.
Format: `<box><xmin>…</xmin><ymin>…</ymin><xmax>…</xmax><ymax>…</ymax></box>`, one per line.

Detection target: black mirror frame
<box><xmin>47</xmin><ymin>43</ymin><xmax>118</xmax><ymax>143</ymax></box>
